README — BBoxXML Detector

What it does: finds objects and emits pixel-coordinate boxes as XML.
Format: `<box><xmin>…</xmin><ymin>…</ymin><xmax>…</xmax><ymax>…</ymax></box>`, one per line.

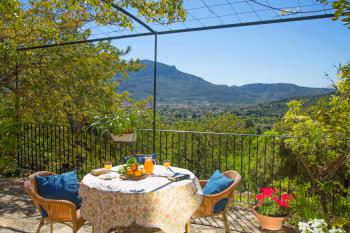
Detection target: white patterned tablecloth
<box><xmin>80</xmin><ymin>165</ymin><xmax>203</xmax><ymax>233</ymax></box>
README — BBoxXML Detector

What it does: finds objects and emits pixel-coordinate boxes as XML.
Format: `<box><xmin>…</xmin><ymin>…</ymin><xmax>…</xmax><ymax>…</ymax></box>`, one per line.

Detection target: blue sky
<box><xmin>113</xmin><ymin>18</ymin><xmax>350</xmax><ymax>88</ymax></box>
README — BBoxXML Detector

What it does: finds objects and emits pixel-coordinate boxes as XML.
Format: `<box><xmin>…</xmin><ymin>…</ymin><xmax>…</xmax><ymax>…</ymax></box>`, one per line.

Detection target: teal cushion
<box><xmin>35</xmin><ymin>171</ymin><xmax>81</xmax><ymax>217</ymax></box>
<box><xmin>203</xmin><ymin>170</ymin><xmax>234</xmax><ymax>213</ymax></box>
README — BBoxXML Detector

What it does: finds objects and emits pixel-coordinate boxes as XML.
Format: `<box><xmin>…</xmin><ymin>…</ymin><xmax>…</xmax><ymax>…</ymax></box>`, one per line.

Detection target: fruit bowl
<box><xmin>117</xmin><ymin>157</ymin><xmax>146</xmax><ymax>180</ymax></box>
<box><xmin>120</xmin><ymin>173</ymin><xmax>146</xmax><ymax>180</ymax></box>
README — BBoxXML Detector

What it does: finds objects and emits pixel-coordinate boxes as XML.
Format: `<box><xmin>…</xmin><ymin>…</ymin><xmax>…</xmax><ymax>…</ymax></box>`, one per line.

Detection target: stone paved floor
<box><xmin>0</xmin><ymin>178</ymin><xmax>294</xmax><ymax>233</ymax></box>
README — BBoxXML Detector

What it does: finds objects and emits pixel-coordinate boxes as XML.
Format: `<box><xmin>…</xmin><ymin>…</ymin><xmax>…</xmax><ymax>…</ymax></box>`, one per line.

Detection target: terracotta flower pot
<box><xmin>252</xmin><ymin>206</ymin><xmax>286</xmax><ymax>231</ymax></box>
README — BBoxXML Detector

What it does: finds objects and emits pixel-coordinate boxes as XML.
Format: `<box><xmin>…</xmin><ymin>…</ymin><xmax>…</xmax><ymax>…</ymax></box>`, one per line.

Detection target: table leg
<box><xmin>186</xmin><ymin>220</ymin><xmax>191</xmax><ymax>233</ymax></box>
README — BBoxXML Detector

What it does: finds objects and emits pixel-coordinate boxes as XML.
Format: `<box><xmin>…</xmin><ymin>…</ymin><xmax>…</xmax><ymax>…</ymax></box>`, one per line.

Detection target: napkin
<box><xmin>168</xmin><ymin>173</ymin><xmax>190</xmax><ymax>182</ymax></box>
<box><xmin>91</xmin><ymin>168</ymin><xmax>109</xmax><ymax>176</ymax></box>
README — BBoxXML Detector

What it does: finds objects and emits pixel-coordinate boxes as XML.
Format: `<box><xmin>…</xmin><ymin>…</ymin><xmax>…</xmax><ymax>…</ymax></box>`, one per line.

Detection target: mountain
<box><xmin>232</xmin><ymin>93</ymin><xmax>333</xmax><ymax>117</ymax></box>
<box><xmin>239</xmin><ymin>83</ymin><xmax>333</xmax><ymax>101</ymax></box>
<box><xmin>117</xmin><ymin>60</ymin><xmax>334</xmax><ymax>104</ymax></box>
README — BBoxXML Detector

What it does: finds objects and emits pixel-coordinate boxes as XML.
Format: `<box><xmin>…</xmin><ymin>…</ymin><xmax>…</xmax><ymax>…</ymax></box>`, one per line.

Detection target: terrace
<box><xmin>1</xmin><ymin>177</ymin><xmax>265</xmax><ymax>233</ymax></box>
<box><xmin>1</xmin><ymin>0</ymin><xmax>349</xmax><ymax>233</ymax></box>
<box><xmin>2</xmin><ymin>124</ymin><xmax>348</xmax><ymax>232</ymax></box>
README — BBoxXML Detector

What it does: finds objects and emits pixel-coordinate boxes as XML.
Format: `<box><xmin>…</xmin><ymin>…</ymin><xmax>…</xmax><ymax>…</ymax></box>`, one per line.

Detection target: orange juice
<box><xmin>104</xmin><ymin>161</ymin><xmax>112</xmax><ymax>171</ymax></box>
<box><xmin>144</xmin><ymin>158</ymin><xmax>154</xmax><ymax>175</ymax></box>
<box><xmin>104</xmin><ymin>164</ymin><xmax>112</xmax><ymax>170</ymax></box>
<box><xmin>163</xmin><ymin>160</ymin><xmax>170</xmax><ymax>169</ymax></box>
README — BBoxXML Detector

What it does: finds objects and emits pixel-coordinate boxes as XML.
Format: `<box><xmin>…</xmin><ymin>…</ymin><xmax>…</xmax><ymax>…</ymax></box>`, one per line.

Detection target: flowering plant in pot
<box><xmin>253</xmin><ymin>187</ymin><xmax>292</xmax><ymax>231</ymax></box>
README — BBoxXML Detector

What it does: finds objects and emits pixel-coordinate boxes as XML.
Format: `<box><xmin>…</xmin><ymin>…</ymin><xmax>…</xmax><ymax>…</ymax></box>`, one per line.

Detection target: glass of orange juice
<box><xmin>104</xmin><ymin>161</ymin><xmax>112</xmax><ymax>172</ymax></box>
<box><xmin>143</xmin><ymin>155</ymin><xmax>154</xmax><ymax>175</ymax></box>
<box><xmin>163</xmin><ymin>160</ymin><xmax>170</xmax><ymax>169</ymax></box>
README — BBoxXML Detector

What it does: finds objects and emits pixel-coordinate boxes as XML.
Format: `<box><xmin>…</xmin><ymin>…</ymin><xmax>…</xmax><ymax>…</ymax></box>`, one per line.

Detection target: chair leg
<box><xmin>50</xmin><ymin>222</ymin><xmax>54</xmax><ymax>233</ymax></box>
<box><xmin>92</xmin><ymin>224</ymin><xmax>95</xmax><ymax>233</ymax></box>
<box><xmin>186</xmin><ymin>220</ymin><xmax>191</xmax><ymax>233</ymax></box>
<box><xmin>222</xmin><ymin>212</ymin><xmax>230</xmax><ymax>233</ymax></box>
<box><xmin>36</xmin><ymin>218</ymin><xmax>45</xmax><ymax>233</ymax></box>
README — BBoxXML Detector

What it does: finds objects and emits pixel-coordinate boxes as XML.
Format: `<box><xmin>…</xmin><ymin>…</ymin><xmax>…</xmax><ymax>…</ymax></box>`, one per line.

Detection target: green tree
<box><xmin>0</xmin><ymin>0</ymin><xmax>187</xmax><ymax>122</ymax></box>
<box><xmin>277</xmin><ymin>64</ymin><xmax>350</xmax><ymax>215</ymax></box>
<box><xmin>1</xmin><ymin>0</ymin><xmax>186</xmax><ymax>124</ymax></box>
<box><xmin>15</xmin><ymin>43</ymin><xmax>142</xmax><ymax>124</ymax></box>
<box><xmin>320</xmin><ymin>0</ymin><xmax>350</xmax><ymax>28</ymax></box>
<box><xmin>0</xmin><ymin>0</ymin><xmax>186</xmax><ymax>172</ymax></box>
<box><xmin>169</xmin><ymin>113</ymin><xmax>253</xmax><ymax>133</ymax></box>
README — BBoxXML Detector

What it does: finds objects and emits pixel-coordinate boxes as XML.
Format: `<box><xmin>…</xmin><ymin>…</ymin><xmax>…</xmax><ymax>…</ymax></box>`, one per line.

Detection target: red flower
<box><xmin>257</xmin><ymin>187</ymin><xmax>291</xmax><ymax>212</ymax></box>
<box><xmin>272</xmin><ymin>195</ymin><xmax>279</xmax><ymax>203</ymax></box>
<box><xmin>278</xmin><ymin>200</ymin><xmax>289</xmax><ymax>208</ymax></box>
<box><xmin>278</xmin><ymin>200</ymin><xmax>284</xmax><ymax>207</ymax></box>
<box><xmin>256</xmin><ymin>193</ymin><xmax>264</xmax><ymax>201</ymax></box>
<box><xmin>281</xmin><ymin>193</ymin><xmax>290</xmax><ymax>200</ymax></box>
<box><xmin>261</xmin><ymin>187</ymin><xmax>274</xmax><ymax>197</ymax></box>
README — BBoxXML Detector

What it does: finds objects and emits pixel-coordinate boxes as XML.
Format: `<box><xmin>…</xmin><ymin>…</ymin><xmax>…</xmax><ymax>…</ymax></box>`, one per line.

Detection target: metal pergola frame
<box><xmin>15</xmin><ymin>1</ymin><xmax>338</xmax><ymax>153</ymax></box>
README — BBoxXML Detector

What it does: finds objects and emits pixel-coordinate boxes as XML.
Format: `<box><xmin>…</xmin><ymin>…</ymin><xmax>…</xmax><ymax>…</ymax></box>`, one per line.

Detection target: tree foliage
<box><xmin>276</xmin><ymin>63</ymin><xmax>350</xmax><ymax>215</ymax></box>
<box><xmin>166</xmin><ymin>113</ymin><xmax>252</xmax><ymax>133</ymax></box>
<box><xmin>0</xmin><ymin>0</ymin><xmax>186</xmax><ymax>124</ymax></box>
<box><xmin>0</xmin><ymin>0</ymin><xmax>185</xmax><ymax>168</ymax></box>
<box><xmin>320</xmin><ymin>0</ymin><xmax>350</xmax><ymax>28</ymax></box>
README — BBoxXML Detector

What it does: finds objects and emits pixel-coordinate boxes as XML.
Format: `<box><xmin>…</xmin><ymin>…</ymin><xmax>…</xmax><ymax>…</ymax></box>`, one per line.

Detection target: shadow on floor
<box><xmin>0</xmin><ymin>226</ymin><xmax>29</xmax><ymax>233</ymax></box>
<box><xmin>0</xmin><ymin>177</ymin><xmax>296</xmax><ymax>233</ymax></box>
<box><xmin>0</xmin><ymin>178</ymin><xmax>36</xmax><ymax>217</ymax></box>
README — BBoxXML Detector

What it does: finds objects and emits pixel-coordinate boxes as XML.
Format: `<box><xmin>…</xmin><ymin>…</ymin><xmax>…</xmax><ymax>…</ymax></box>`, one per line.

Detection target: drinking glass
<box><xmin>163</xmin><ymin>160</ymin><xmax>171</xmax><ymax>169</ymax></box>
<box><xmin>163</xmin><ymin>160</ymin><xmax>171</xmax><ymax>175</ymax></box>
<box><xmin>104</xmin><ymin>161</ymin><xmax>112</xmax><ymax>172</ymax></box>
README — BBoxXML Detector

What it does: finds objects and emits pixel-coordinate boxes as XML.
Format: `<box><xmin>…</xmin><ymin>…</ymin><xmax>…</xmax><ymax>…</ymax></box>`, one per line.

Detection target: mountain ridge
<box><xmin>117</xmin><ymin>59</ymin><xmax>334</xmax><ymax>104</ymax></box>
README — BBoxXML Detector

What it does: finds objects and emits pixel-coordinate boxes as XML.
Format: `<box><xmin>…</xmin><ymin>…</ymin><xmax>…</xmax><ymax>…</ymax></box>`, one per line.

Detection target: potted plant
<box><xmin>89</xmin><ymin>109</ymin><xmax>143</xmax><ymax>142</ymax></box>
<box><xmin>252</xmin><ymin>187</ymin><xmax>292</xmax><ymax>231</ymax></box>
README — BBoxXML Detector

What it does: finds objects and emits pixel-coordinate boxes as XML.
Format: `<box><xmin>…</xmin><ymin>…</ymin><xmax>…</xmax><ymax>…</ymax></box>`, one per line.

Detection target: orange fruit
<box><xmin>127</xmin><ymin>169</ymin><xmax>134</xmax><ymax>176</ymax></box>
<box><xmin>130</xmin><ymin>163</ymin><xmax>138</xmax><ymax>171</ymax></box>
<box><xmin>134</xmin><ymin>170</ymin><xmax>143</xmax><ymax>177</ymax></box>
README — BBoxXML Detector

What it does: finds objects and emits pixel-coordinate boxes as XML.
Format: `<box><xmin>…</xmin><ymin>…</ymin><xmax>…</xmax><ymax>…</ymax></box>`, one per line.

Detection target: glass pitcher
<box><xmin>143</xmin><ymin>155</ymin><xmax>156</xmax><ymax>175</ymax></box>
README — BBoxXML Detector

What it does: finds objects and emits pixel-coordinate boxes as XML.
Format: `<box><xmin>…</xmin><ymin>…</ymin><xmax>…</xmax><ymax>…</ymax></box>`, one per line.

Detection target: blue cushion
<box><xmin>124</xmin><ymin>154</ymin><xmax>156</xmax><ymax>165</ymax></box>
<box><xmin>35</xmin><ymin>171</ymin><xmax>82</xmax><ymax>217</ymax></box>
<box><xmin>203</xmin><ymin>170</ymin><xmax>234</xmax><ymax>213</ymax></box>
<box><xmin>213</xmin><ymin>198</ymin><xmax>229</xmax><ymax>213</ymax></box>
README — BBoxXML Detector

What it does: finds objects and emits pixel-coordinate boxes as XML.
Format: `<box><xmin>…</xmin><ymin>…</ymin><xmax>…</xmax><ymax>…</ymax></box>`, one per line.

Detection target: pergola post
<box><xmin>153</xmin><ymin>34</ymin><xmax>158</xmax><ymax>154</ymax></box>
<box><xmin>15</xmin><ymin>64</ymin><xmax>20</xmax><ymax>167</ymax></box>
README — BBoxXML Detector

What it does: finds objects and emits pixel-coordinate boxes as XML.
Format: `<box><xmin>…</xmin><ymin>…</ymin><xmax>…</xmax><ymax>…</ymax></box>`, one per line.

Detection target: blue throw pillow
<box><xmin>203</xmin><ymin>170</ymin><xmax>234</xmax><ymax>213</ymax></box>
<box><xmin>124</xmin><ymin>154</ymin><xmax>156</xmax><ymax>164</ymax></box>
<box><xmin>35</xmin><ymin>171</ymin><xmax>82</xmax><ymax>217</ymax></box>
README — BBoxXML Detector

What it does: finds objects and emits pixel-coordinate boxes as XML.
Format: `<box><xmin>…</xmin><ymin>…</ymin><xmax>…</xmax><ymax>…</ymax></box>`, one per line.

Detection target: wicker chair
<box><xmin>186</xmin><ymin>170</ymin><xmax>241</xmax><ymax>233</ymax></box>
<box><xmin>24</xmin><ymin>171</ymin><xmax>90</xmax><ymax>233</ymax></box>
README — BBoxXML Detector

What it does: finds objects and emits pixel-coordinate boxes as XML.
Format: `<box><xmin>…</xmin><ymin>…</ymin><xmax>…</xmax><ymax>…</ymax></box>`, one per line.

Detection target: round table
<box><xmin>79</xmin><ymin>165</ymin><xmax>203</xmax><ymax>233</ymax></box>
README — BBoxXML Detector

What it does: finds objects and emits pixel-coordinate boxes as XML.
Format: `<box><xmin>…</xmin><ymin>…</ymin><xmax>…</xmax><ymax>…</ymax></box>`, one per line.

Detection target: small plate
<box><xmin>99</xmin><ymin>173</ymin><xmax>118</xmax><ymax>180</ymax></box>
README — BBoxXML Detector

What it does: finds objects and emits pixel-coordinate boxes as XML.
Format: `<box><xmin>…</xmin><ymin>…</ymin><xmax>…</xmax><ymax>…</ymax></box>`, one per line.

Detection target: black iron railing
<box><xmin>17</xmin><ymin>123</ymin><xmax>349</xmax><ymax>207</ymax></box>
